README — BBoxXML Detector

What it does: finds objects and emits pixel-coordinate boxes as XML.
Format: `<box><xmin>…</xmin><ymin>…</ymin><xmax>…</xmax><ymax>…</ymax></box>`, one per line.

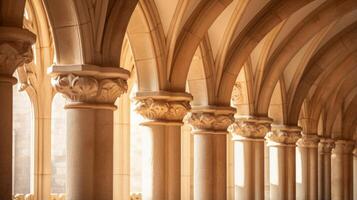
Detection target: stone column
<box><xmin>265</xmin><ymin>125</ymin><xmax>301</xmax><ymax>200</ymax></box>
<box><xmin>317</xmin><ymin>138</ymin><xmax>334</xmax><ymax>200</ymax></box>
<box><xmin>353</xmin><ymin>148</ymin><xmax>357</xmax><ymax>200</ymax></box>
<box><xmin>227</xmin><ymin>116</ymin><xmax>272</xmax><ymax>200</ymax></box>
<box><xmin>185</xmin><ymin>106</ymin><xmax>235</xmax><ymax>200</ymax></box>
<box><xmin>296</xmin><ymin>134</ymin><xmax>320</xmax><ymax>200</ymax></box>
<box><xmin>0</xmin><ymin>27</ymin><xmax>35</xmax><ymax>199</ymax></box>
<box><xmin>49</xmin><ymin>65</ymin><xmax>129</xmax><ymax>200</ymax></box>
<box><xmin>135</xmin><ymin>91</ymin><xmax>192</xmax><ymax>200</ymax></box>
<box><xmin>331</xmin><ymin>140</ymin><xmax>354</xmax><ymax>200</ymax></box>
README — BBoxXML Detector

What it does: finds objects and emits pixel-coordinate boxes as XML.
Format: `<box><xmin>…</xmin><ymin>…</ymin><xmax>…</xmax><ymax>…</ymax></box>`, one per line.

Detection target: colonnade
<box><xmin>0</xmin><ymin>28</ymin><xmax>356</xmax><ymax>200</ymax></box>
<box><xmin>0</xmin><ymin>26</ymin><xmax>36</xmax><ymax>199</ymax></box>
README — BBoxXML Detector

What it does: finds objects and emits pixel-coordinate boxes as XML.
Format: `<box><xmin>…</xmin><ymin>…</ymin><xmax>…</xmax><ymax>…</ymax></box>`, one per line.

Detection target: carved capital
<box><xmin>353</xmin><ymin>148</ymin><xmax>357</xmax><ymax>156</ymax></box>
<box><xmin>318</xmin><ymin>138</ymin><xmax>335</xmax><ymax>154</ymax></box>
<box><xmin>228</xmin><ymin>116</ymin><xmax>272</xmax><ymax>140</ymax></box>
<box><xmin>0</xmin><ymin>27</ymin><xmax>35</xmax><ymax>76</ymax></box>
<box><xmin>52</xmin><ymin>73</ymin><xmax>127</xmax><ymax>108</ymax></box>
<box><xmin>185</xmin><ymin>106</ymin><xmax>235</xmax><ymax>134</ymax></box>
<box><xmin>265</xmin><ymin>125</ymin><xmax>301</xmax><ymax>146</ymax></box>
<box><xmin>297</xmin><ymin>134</ymin><xmax>320</xmax><ymax>148</ymax></box>
<box><xmin>135</xmin><ymin>91</ymin><xmax>192</xmax><ymax>125</ymax></box>
<box><xmin>49</xmin><ymin>65</ymin><xmax>130</xmax><ymax>110</ymax></box>
<box><xmin>332</xmin><ymin>140</ymin><xmax>355</xmax><ymax>154</ymax></box>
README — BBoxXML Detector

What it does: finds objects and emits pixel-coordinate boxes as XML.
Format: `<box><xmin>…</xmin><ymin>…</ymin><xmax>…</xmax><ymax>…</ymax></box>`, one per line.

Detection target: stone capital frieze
<box><xmin>228</xmin><ymin>116</ymin><xmax>272</xmax><ymax>140</ymax></box>
<box><xmin>296</xmin><ymin>134</ymin><xmax>320</xmax><ymax>148</ymax></box>
<box><xmin>318</xmin><ymin>138</ymin><xmax>335</xmax><ymax>154</ymax></box>
<box><xmin>52</xmin><ymin>73</ymin><xmax>128</xmax><ymax>106</ymax></box>
<box><xmin>265</xmin><ymin>125</ymin><xmax>302</xmax><ymax>146</ymax></box>
<box><xmin>49</xmin><ymin>65</ymin><xmax>130</xmax><ymax>110</ymax></box>
<box><xmin>0</xmin><ymin>27</ymin><xmax>35</xmax><ymax>76</ymax></box>
<box><xmin>332</xmin><ymin>140</ymin><xmax>355</xmax><ymax>154</ymax></box>
<box><xmin>134</xmin><ymin>91</ymin><xmax>192</xmax><ymax>125</ymax></box>
<box><xmin>185</xmin><ymin>106</ymin><xmax>235</xmax><ymax>134</ymax></box>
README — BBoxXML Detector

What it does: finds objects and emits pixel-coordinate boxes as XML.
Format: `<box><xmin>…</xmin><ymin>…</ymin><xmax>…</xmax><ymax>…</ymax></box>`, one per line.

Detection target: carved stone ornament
<box><xmin>353</xmin><ymin>148</ymin><xmax>357</xmax><ymax>156</ymax></box>
<box><xmin>332</xmin><ymin>140</ymin><xmax>355</xmax><ymax>154</ymax></box>
<box><xmin>52</xmin><ymin>73</ymin><xmax>128</xmax><ymax>104</ymax></box>
<box><xmin>231</xmin><ymin>82</ymin><xmax>243</xmax><ymax>105</ymax></box>
<box><xmin>265</xmin><ymin>125</ymin><xmax>302</xmax><ymax>145</ymax></box>
<box><xmin>0</xmin><ymin>40</ymin><xmax>33</xmax><ymax>75</ymax></box>
<box><xmin>135</xmin><ymin>98</ymin><xmax>191</xmax><ymax>123</ymax></box>
<box><xmin>296</xmin><ymin>134</ymin><xmax>320</xmax><ymax>148</ymax></box>
<box><xmin>184</xmin><ymin>107</ymin><xmax>235</xmax><ymax>134</ymax></box>
<box><xmin>228</xmin><ymin>116</ymin><xmax>272</xmax><ymax>139</ymax></box>
<box><xmin>318</xmin><ymin>138</ymin><xmax>335</xmax><ymax>154</ymax></box>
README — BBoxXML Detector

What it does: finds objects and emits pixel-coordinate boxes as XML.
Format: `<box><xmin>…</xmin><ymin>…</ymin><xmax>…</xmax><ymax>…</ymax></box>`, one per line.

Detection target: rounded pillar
<box><xmin>0</xmin><ymin>27</ymin><xmax>35</xmax><ymax>199</ymax></box>
<box><xmin>317</xmin><ymin>138</ymin><xmax>334</xmax><ymax>200</ymax></box>
<box><xmin>135</xmin><ymin>91</ymin><xmax>192</xmax><ymax>200</ymax></box>
<box><xmin>185</xmin><ymin>106</ymin><xmax>235</xmax><ymax>200</ymax></box>
<box><xmin>353</xmin><ymin>148</ymin><xmax>357</xmax><ymax>200</ymax></box>
<box><xmin>49</xmin><ymin>65</ymin><xmax>129</xmax><ymax>200</ymax></box>
<box><xmin>296</xmin><ymin>134</ymin><xmax>319</xmax><ymax>200</ymax></box>
<box><xmin>265</xmin><ymin>125</ymin><xmax>301</xmax><ymax>200</ymax></box>
<box><xmin>228</xmin><ymin>116</ymin><xmax>272</xmax><ymax>200</ymax></box>
<box><xmin>331</xmin><ymin>140</ymin><xmax>354</xmax><ymax>200</ymax></box>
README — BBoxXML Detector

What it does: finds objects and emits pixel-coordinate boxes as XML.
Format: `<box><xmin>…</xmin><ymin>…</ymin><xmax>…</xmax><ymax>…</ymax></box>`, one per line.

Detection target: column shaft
<box><xmin>0</xmin><ymin>77</ymin><xmax>15</xmax><ymax>199</ymax></box>
<box><xmin>268</xmin><ymin>145</ymin><xmax>296</xmax><ymax>200</ymax></box>
<box><xmin>331</xmin><ymin>140</ymin><xmax>354</xmax><ymax>200</ymax></box>
<box><xmin>141</xmin><ymin>124</ymin><xmax>181</xmax><ymax>200</ymax></box>
<box><xmin>296</xmin><ymin>135</ymin><xmax>319</xmax><ymax>200</ymax></box>
<box><xmin>353</xmin><ymin>149</ymin><xmax>357</xmax><ymax>200</ymax></box>
<box><xmin>193</xmin><ymin>134</ymin><xmax>226</xmax><ymax>200</ymax></box>
<box><xmin>49</xmin><ymin>66</ymin><xmax>129</xmax><ymax>200</ymax></box>
<box><xmin>186</xmin><ymin>106</ymin><xmax>235</xmax><ymax>200</ymax></box>
<box><xmin>66</xmin><ymin>109</ymin><xmax>113</xmax><ymax>200</ymax></box>
<box><xmin>228</xmin><ymin>116</ymin><xmax>271</xmax><ymax>200</ymax></box>
<box><xmin>266</xmin><ymin>125</ymin><xmax>301</xmax><ymax>200</ymax></box>
<box><xmin>233</xmin><ymin>140</ymin><xmax>264</xmax><ymax>200</ymax></box>
<box><xmin>135</xmin><ymin>92</ymin><xmax>192</xmax><ymax>200</ymax></box>
<box><xmin>318</xmin><ymin>139</ymin><xmax>333</xmax><ymax>200</ymax></box>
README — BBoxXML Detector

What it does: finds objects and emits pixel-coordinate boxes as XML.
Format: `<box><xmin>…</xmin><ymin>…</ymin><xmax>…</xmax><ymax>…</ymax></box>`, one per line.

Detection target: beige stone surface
<box><xmin>3</xmin><ymin>0</ymin><xmax>357</xmax><ymax>199</ymax></box>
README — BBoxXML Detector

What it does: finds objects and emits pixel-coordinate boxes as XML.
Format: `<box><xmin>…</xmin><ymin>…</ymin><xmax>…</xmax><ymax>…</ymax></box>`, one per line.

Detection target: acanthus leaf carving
<box><xmin>185</xmin><ymin>111</ymin><xmax>234</xmax><ymax>133</ymax></box>
<box><xmin>332</xmin><ymin>140</ymin><xmax>355</xmax><ymax>154</ymax></box>
<box><xmin>228</xmin><ymin>117</ymin><xmax>271</xmax><ymax>139</ymax></box>
<box><xmin>318</xmin><ymin>138</ymin><xmax>335</xmax><ymax>154</ymax></box>
<box><xmin>0</xmin><ymin>40</ymin><xmax>33</xmax><ymax>75</ymax></box>
<box><xmin>296</xmin><ymin>134</ymin><xmax>320</xmax><ymax>148</ymax></box>
<box><xmin>135</xmin><ymin>98</ymin><xmax>190</xmax><ymax>122</ymax></box>
<box><xmin>52</xmin><ymin>73</ymin><xmax>127</xmax><ymax>104</ymax></box>
<box><xmin>265</xmin><ymin>125</ymin><xmax>301</xmax><ymax>145</ymax></box>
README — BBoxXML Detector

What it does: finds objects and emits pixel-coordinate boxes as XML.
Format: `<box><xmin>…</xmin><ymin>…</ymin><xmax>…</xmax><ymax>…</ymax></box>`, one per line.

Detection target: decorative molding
<box><xmin>185</xmin><ymin>107</ymin><xmax>235</xmax><ymax>134</ymax></box>
<box><xmin>0</xmin><ymin>40</ymin><xmax>33</xmax><ymax>75</ymax></box>
<box><xmin>231</xmin><ymin>82</ymin><xmax>243</xmax><ymax>105</ymax></box>
<box><xmin>265</xmin><ymin>125</ymin><xmax>301</xmax><ymax>146</ymax></box>
<box><xmin>130</xmin><ymin>193</ymin><xmax>142</xmax><ymax>200</ymax></box>
<box><xmin>135</xmin><ymin>98</ymin><xmax>191</xmax><ymax>123</ymax></box>
<box><xmin>296</xmin><ymin>134</ymin><xmax>320</xmax><ymax>148</ymax></box>
<box><xmin>52</xmin><ymin>73</ymin><xmax>127</xmax><ymax>105</ymax></box>
<box><xmin>332</xmin><ymin>140</ymin><xmax>355</xmax><ymax>154</ymax></box>
<box><xmin>228</xmin><ymin>116</ymin><xmax>272</xmax><ymax>140</ymax></box>
<box><xmin>318</xmin><ymin>138</ymin><xmax>335</xmax><ymax>154</ymax></box>
<box><xmin>13</xmin><ymin>194</ymin><xmax>34</xmax><ymax>200</ymax></box>
<box><xmin>49</xmin><ymin>194</ymin><xmax>66</xmax><ymax>200</ymax></box>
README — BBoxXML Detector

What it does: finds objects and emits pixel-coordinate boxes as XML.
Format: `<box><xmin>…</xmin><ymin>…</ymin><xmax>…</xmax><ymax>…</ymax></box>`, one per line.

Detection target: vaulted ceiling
<box><xmin>12</xmin><ymin>0</ymin><xmax>357</xmax><ymax>140</ymax></box>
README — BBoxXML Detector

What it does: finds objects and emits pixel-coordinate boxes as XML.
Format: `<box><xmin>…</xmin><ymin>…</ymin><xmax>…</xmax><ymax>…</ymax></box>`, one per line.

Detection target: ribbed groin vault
<box><xmin>0</xmin><ymin>0</ymin><xmax>356</xmax><ymax>199</ymax></box>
